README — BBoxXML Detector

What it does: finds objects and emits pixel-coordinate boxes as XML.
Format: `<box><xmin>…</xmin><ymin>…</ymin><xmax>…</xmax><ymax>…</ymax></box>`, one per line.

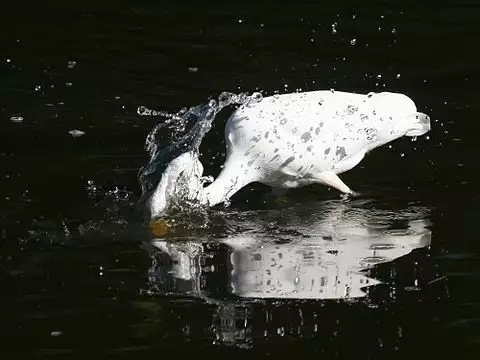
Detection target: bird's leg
<box><xmin>314</xmin><ymin>171</ymin><xmax>359</xmax><ymax>196</ymax></box>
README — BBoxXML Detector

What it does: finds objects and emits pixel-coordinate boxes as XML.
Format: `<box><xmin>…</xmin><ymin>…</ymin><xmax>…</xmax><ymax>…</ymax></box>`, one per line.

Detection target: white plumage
<box><xmin>149</xmin><ymin>90</ymin><xmax>430</xmax><ymax>219</ymax></box>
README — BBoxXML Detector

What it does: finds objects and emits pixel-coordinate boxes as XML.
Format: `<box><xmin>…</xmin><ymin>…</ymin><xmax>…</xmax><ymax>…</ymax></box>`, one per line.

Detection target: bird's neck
<box><xmin>201</xmin><ymin>156</ymin><xmax>254</xmax><ymax>207</ymax></box>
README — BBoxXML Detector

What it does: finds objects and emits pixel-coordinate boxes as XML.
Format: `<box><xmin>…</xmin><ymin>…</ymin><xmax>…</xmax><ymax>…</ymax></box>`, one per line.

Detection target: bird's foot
<box><xmin>340</xmin><ymin>190</ymin><xmax>360</xmax><ymax>201</ymax></box>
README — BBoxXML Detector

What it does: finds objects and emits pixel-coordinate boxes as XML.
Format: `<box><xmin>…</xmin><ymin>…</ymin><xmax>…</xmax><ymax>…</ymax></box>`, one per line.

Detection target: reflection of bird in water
<box><xmin>147</xmin><ymin>200</ymin><xmax>431</xmax><ymax>301</ymax></box>
<box><xmin>148</xmin><ymin>90</ymin><xmax>431</xmax><ymax>219</ymax></box>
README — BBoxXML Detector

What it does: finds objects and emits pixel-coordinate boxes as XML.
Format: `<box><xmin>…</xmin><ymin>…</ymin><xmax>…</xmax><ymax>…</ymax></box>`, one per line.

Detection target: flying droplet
<box><xmin>10</xmin><ymin>115</ymin><xmax>23</xmax><ymax>123</ymax></box>
<box><xmin>350</xmin><ymin>38</ymin><xmax>357</xmax><ymax>45</ymax></box>
<box><xmin>208</xmin><ymin>99</ymin><xmax>217</xmax><ymax>110</ymax></box>
<box><xmin>331</xmin><ymin>23</ymin><xmax>337</xmax><ymax>34</ymax></box>
<box><xmin>69</xmin><ymin>129</ymin><xmax>85</xmax><ymax>137</ymax></box>
<box><xmin>250</xmin><ymin>92</ymin><xmax>263</xmax><ymax>103</ymax></box>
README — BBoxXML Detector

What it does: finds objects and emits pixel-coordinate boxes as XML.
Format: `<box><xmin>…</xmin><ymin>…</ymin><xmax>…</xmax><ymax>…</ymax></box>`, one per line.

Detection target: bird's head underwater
<box><xmin>148</xmin><ymin>151</ymin><xmax>207</xmax><ymax>221</ymax></box>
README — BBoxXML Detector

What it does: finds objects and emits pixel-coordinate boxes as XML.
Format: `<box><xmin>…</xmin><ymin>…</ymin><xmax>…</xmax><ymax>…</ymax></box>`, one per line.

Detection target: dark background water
<box><xmin>1</xmin><ymin>1</ymin><xmax>480</xmax><ymax>358</ymax></box>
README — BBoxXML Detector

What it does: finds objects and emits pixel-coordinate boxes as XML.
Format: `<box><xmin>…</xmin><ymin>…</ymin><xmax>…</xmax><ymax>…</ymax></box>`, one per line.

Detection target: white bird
<box><xmin>149</xmin><ymin>90</ymin><xmax>431</xmax><ymax>219</ymax></box>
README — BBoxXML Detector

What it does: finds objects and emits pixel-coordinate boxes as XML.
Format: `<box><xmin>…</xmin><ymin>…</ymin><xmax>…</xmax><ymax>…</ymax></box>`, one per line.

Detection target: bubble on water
<box><xmin>350</xmin><ymin>38</ymin><xmax>357</xmax><ymax>46</ymax></box>
<box><xmin>69</xmin><ymin>129</ymin><xmax>85</xmax><ymax>137</ymax></box>
<box><xmin>10</xmin><ymin>115</ymin><xmax>23</xmax><ymax>123</ymax></box>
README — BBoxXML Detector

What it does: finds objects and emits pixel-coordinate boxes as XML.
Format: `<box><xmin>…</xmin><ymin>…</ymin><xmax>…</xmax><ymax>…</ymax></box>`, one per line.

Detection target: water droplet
<box><xmin>310</xmin><ymin>38</ymin><xmax>315</xmax><ymax>43</ymax></box>
<box><xmin>350</xmin><ymin>38</ymin><xmax>357</xmax><ymax>45</ymax></box>
<box><xmin>376</xmin><ymin>74</ymin><xmax>382</xmax><ymax>79</ymax></box>
<box><xmin>34</xmin><ymin>85</ymin><xmax>41</xmax><ymax>92</ymax></box>
<box><xmin>208</xmin><ymin>99</ymin><xmax>217</xmax><ymax>110</ymax></box>
<box><xmin>238</xmin><ymin>19</ymin><xmax>243</xmax><ymax>24</ymax></box>
<box><xmin>400</xmin><ymin>153</ymin><xmax>405</xmax><ymax>157</ymax></box>
<box><xmin>218</xmin><ymin>92</ymin><xmax>232</xmax><ymax>108</ymax></box>
<box><xmin>6</xmin><ymin>58</ymin><xmax>11</xmax><ymax>63</ymax></box>
<box><xmin>10</xmin><ymin>115</ymin><xmax>23</xmax><ymax>123</ymax></box>
<box><xmin>392</xmin><ymin>28</ymin><xmax>397</xmax><ymax>34</ymax></box>
<box><xmin>69</xmin><ymin>129</ymin><xmax>85</xmax><ymax>137</ymax></box>
<box><xmin>396</xmin><ymin>73</ymin><xmax>401</xmax><ymax>79</ymax></box>
<box><xmin>187</xmin><ymin>67</ymin><xmax>198</xmax><ymax>73</ymax></box>
<box><xmin>137</xmin><ymin>106</ymin><xmax>151</xmax><ymax>116</ymax></box>
<box><xmin>331</xmin><ymin>23</ymin><xmax>337</xmax><ymax>34</ymax></box>
<box><xmin>67</xmin><ymin>60</ymin><xmax>77</xmax><ymax>68</ymax></box>
<box><xmin>346</xmin><ymin>105</ymin><xmax>358</xmax><ymax>115</ymax></box>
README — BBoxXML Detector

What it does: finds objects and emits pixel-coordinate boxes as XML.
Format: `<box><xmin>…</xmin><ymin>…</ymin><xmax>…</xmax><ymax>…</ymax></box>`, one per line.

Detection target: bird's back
<box><xmin>224</xmin><ymin>90</ymin><xmax>415</xmax><ymax>184</ymax></box>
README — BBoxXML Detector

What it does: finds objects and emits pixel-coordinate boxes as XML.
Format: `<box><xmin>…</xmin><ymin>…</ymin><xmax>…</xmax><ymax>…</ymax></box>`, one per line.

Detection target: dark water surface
<box><xmin>1</xmin><ymin>1</ymin><xmax>480</xmax><ymax>358</ymax></box>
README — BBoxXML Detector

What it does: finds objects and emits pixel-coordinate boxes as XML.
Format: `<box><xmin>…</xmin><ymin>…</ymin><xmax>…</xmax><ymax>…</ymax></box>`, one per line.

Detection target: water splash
<box><xmin>138</xmin><ymin>91</ymin><xmax>263</xmax><ymax>215</ymax></box>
